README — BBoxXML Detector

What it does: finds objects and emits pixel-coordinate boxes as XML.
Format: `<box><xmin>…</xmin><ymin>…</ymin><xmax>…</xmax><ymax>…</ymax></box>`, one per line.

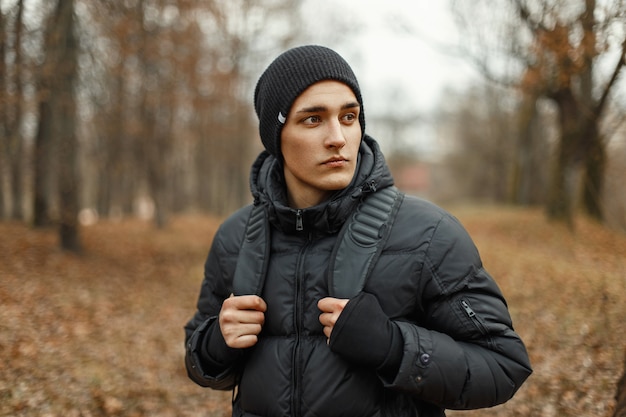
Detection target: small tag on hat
<box><xmin>277</xmin><ymin>112</ymin><xmax>286</xmax><ymax>124</ymax></box>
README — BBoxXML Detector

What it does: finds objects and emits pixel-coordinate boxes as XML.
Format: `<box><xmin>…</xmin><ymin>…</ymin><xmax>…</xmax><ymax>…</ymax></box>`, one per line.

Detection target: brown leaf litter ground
<box><xmin>1</xmin><ymin>206</ymin><xmax>625</xmax><ymax>417</ymax></box>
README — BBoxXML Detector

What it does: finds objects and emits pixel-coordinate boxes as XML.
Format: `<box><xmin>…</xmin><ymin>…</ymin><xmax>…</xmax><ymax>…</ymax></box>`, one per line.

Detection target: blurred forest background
<box><xmin>1</xmin><ymin>0</ymin><xmax>626</xmax><ymax>248</ymax></box>
<box><xmin>1</xmin><ymin>0</ymin><xmax>626</xmax><ymax>416</ymax></box>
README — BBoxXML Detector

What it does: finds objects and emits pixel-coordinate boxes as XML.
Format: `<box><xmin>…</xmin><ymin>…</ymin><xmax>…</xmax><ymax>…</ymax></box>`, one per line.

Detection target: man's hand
<box><xmin>319</xmin><ymin>293</ymin><xmax>403</xmax><ymax>373</ymax></box>
<box><xmin>219</xmin><ymin>294</ymin><xmax>267</xmax><ymax>349</ymax></box>
<box><xmin>317</xmin><ymin>297</ymin><xmax>349</xmax><ymax>342</ymax></box>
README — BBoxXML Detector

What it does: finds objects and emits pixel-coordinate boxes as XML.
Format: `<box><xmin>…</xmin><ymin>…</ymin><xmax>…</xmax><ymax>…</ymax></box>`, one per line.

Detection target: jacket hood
<box><xmin>249</xmin><ymin>135</ymin><xmax>394</xmax><ymax>235</ymax></box>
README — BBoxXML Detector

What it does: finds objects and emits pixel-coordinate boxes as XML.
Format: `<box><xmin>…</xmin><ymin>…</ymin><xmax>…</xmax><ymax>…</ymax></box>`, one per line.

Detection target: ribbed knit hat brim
<box><xmin>254</xmin><ymin>45</ymin><xmax>365</xmax><ymax>158</ymax></box>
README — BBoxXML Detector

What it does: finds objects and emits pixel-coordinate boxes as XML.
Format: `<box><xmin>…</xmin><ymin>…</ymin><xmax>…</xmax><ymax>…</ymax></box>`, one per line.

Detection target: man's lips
<box><xmin>322</xmin><ymin>156</ymin><xmax>349</xmax><ymax>167</ymax></box>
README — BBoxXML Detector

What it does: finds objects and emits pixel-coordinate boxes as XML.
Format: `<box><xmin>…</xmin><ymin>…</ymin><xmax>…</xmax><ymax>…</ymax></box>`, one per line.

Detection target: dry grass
<box><xmin>0</xmin><ymin>206</ymin><xmax>625</xmax><ymax>417</ymax></box>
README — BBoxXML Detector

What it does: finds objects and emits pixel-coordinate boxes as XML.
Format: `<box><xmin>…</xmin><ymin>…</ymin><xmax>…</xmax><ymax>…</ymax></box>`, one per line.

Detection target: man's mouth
<box><xmin>322</xmin><ymin>157</ymin><xmax>348</xmax><ymax>167</ymax></box>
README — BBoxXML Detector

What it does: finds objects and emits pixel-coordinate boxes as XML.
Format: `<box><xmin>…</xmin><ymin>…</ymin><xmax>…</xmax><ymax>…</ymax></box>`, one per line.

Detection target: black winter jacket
<box><xmin>184</xmin><ymin>136</ymin><xmax>532</xmax><ymax>417</ymax></box>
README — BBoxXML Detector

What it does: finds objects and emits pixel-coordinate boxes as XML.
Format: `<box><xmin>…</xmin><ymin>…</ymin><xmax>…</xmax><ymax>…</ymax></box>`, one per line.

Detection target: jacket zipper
<box><xmin>291</xmin><ymin>236</ymin><xmax>311</xmax><ymax>417</ymax></box>
<box><xmin>295</xmin><ymin>210</ymin><xmax>303</xmax><ymax>231</ymax></box>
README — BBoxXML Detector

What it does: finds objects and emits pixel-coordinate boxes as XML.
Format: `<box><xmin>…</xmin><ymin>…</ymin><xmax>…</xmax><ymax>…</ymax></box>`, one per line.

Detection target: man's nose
<box><xmin>324</xmin><ymin>119</ymin><xmax>347</xmax><ymax>148</ymax></box>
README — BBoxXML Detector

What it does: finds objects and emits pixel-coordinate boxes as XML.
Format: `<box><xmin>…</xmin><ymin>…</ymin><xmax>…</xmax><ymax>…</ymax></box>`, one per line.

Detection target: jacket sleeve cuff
<box><xmin>376</xmin><ymin>322</ymin><xmax>404</xmax><ymax>381</ymax></box>
<box><xmin>389</xmin><ymin>321</ymin><xmax>467</xmax><ymax>408</ymax></box>
<box><xmin>185</xmin><ymin>316</ymin><xmax>242</xmax><ymax>390</ymax></box>
<box><xmin>203</xmin><ymin>317</ymin><xmax>243</xmax><ymax>368</ymax></box>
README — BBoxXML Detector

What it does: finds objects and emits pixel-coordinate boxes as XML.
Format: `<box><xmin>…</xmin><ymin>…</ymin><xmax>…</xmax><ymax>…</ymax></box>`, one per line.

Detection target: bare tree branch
<box><xmin>594</xmin><ymin>38</ymin><xmax>626</xmax><ymax>118</ymax></box>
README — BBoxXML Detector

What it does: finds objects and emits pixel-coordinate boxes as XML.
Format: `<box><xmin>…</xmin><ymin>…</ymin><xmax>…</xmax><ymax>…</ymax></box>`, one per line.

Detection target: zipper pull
<box><xmin>461</xmin><ymin>299</ymin><xmax>476</xmax><ymax>317</ymax></box>
<box><xmin>295</xmin><ymin>209</ymin><xmax>303</xmax><ymax>231</ymax></box>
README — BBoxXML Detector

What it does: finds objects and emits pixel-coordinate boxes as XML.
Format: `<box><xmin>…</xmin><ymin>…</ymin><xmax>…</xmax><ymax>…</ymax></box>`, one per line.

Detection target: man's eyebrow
<box><xmin>296</xmin><ymin>105</ymin><xmax>327</xmax><ymax>114</ymax></box>
<box><xmin>342</xmin><ymin>101</ymin><xmax>360</xmax><ymax>110</ymax></box>
<box><xmin>296</xmin><ymin>102</ymin><xmax>360</xmax><ymax>114</ymax></box>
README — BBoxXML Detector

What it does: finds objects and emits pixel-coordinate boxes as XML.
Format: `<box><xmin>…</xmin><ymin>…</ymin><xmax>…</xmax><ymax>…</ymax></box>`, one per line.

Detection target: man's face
<box><xmin>281</xmin><ymin>80</ymin><xmax>362</xmax><ymax>209</ymax></box>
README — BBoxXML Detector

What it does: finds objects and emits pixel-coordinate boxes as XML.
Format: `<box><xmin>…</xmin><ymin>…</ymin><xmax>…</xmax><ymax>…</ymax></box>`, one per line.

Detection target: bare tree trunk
<box><xmin>577</xmin><ymin>0</ymin><xmax>605</xmax><ymax>222</ymax></box>
<box><xmin>9</xmin><ymin>0</ymin><xmax>24</xmax><ymax>220</ymax></box>
<box><xmin>509</xmin><ymin>94</ymin><xmax>538</xmax><ymax>205</ymax></box>
<box><xmin>546</xmin><ymin>145</ymin><xmax>570</xmax><ymax>222</ymax></box>
<box><xmin>580</xmin><ymin>32</ymin><xmax>626</xmax><ymax>221</ymax></box>
<box><xmin>33</xmin><ymin>99</ymin><xmax>54</xmax><ymax>227</ymax></box>
<box><xmin>546</xmin><ymin>89</ymin><xmax>579</xmax><ymax>227</ymax></box>
<box><xmin>97</xmin><ymin>67</ymin><xmax>125</xmax><ymax>218</ymax></box>
<box><xmin>1</xmin><ymin>0</ymin><xmax>25</xmax><ymax>220</ymax></box>
<box><xmin>581</xmin><ymin>124</ymin><xmax>605</xmax><ymax>221</ymax></box>
<box><xmin>56</xmin><ymin>0</ymin><xmax>80</xmax><ymax>251</ymax></box>
<box><xmin>0</xmin><ymin>7</ymin><xmax>8</xmax><ymax>218</ymax></box>
<box><xmin>33</xmin><ymin>3</ymin><xmax>59</xmax><ymax>228</ymax></box>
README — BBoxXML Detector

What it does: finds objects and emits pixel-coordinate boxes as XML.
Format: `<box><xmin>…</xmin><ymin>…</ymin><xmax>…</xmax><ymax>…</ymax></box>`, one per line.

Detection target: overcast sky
<box><xmin>314</xmin><ymin>0</ymin><xmax>479</xmax><ymax>113</ymax></box>
<box><xmin>354</xmin><ymin>0</ymin><xmax>477</xmax><ymax>112</ymax></box>
<box><xmin>300</xmin><ymin>0</ymin><xmax>480</xmax><ymax>156</ymax></box>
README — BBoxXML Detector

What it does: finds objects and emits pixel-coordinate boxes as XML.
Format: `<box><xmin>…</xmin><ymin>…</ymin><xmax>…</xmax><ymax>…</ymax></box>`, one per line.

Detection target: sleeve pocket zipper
<box><xmin>460</xmin><ymin>299</ymin><xmax>489</xmax><ymax>336</ymax></box>
<box><xmin>460</xmin><ymin>299</ymin><xmax>498</xmax><ymax>350</ymax></box>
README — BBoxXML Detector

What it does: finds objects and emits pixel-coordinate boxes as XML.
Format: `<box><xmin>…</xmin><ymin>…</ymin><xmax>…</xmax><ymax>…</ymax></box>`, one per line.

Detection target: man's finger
<box><xmin>226</xmin><ymin>294</ymin><xmax>267</xmax><ymax>312</ymax></box>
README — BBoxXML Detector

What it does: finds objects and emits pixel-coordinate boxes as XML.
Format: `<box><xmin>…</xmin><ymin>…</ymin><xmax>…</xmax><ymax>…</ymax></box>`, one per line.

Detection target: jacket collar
<box><xmin>249</xmin><ymin>135</ymin><xmax>394</xmax><ymax>235</ymax></box>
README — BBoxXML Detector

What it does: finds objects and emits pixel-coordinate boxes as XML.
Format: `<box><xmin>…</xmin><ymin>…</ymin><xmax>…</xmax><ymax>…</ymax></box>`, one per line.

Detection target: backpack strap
<box><xmin>232</xmin><ymin>186</ymin><xmax>403</xmax><ymax>298</ymax></box>
<box><xmin>231</xmin><ymin>203</ymin><xmax>270</xmax><ymax>296</ymax></box>
<box><xmin>328</xmin><ymin>186</ymin><xmax>403</xmax><ymax>298</ymax></box>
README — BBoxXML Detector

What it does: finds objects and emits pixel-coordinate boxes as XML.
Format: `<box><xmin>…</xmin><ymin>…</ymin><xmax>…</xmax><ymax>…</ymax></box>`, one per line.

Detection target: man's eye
<box><xmin>303</xmin><ymin>115</ymin><xmax>321</xmax><ymax>125</ymax></box>
<box><xmin>342</xmin><ymin>113</ymin><xmax>357</xmax><ymax>122</ymax></box>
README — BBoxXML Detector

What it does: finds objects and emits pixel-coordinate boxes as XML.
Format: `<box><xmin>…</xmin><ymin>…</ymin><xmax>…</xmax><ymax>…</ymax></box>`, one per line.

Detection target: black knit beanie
<box><xmin>254</xmin><ymin>45</ymin><xmax>365</xmax><ymax>158</ymax></box>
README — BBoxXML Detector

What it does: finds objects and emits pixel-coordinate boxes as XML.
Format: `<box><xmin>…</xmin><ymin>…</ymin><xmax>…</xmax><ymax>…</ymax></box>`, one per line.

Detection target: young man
<box><xmin>184</xmin><ymin>45</ymin><xmax>532</xmax><ymax>417</ymax></box>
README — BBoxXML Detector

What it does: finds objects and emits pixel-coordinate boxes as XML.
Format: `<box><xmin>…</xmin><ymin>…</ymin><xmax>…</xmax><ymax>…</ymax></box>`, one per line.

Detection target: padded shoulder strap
<box><xmin>231</xmin><ymin>204</ymin><xmax>270</xmax><ymax>296</ymax></box>
<box><xmin>232</xmin><ymin>186</ymin><xmax>403</xmax><ymax>299</ymax></box>
<box><xmin>328</xmin><ymin>186</ymin><xmax>404</xmax><ymax>298</ymax></box>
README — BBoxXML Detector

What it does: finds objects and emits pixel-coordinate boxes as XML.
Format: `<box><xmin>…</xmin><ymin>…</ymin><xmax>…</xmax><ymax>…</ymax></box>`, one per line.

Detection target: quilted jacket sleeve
<box><xmin>389</xmin><ymin>212</ymin><xmax>532</xmax><ymax>409</ymax></box>
<box><xmin>184</xmin><ymin>212</ymin><xmax>248</xmax><ymax>390</ymax></box>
